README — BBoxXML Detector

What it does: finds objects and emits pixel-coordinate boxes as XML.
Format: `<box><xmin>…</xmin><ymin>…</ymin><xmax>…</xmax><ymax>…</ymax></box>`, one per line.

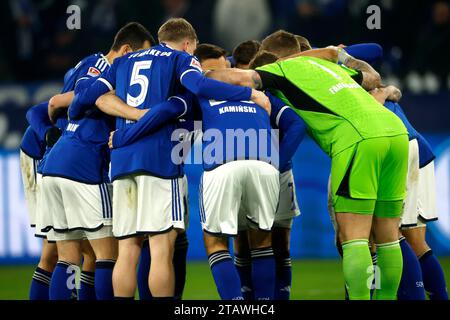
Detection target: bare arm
<box><xmin>48</xmin><ymin>91</ymin><xmax>74</xmax><ymax>123</ymax></box>
<box><xmin>278</xmin><ymin>48</ymin><xmax>339</xmax><ymax>63</ymax></box>
<box><xmin>282</xmin><ymin>46</ymin><xmax>381</xmax><ymax>91</ymax></box>
<box><xmin>205</xmin><ymin>69</ymin><xmax>261</xmax><ymax>88</ymax></box>
<box><xmin>95</xmin><ymin>91</ymin><xmax>147</xmax><ymax>121</ymax></box>
<box><xmin>337</xmin><ymin>48</ymin><xmax>381</xmax><ymax>91</ymax></box>
<box><xmin>204</xmin><ymin>70</ymin><xmax>271</xmax><ymax>113</ymax></box>
<box><xmin>206</xmin><ymin>48</ymin><xmax>341</xmax><ymax>89</ymax></box>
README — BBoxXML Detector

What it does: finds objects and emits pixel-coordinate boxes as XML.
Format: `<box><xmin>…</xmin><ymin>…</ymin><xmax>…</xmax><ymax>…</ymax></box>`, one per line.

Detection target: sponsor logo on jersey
<box><xmin>190</xmin><ymin>58</ymin><xmax>202</xmax><ymax>72</ymax></box>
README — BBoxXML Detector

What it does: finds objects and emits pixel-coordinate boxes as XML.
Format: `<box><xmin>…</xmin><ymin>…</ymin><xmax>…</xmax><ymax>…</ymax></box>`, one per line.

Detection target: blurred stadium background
<box><xmin>0</xmin><ymin>0</ymin><xmax>449</xmax><ymax>299</ymax></box>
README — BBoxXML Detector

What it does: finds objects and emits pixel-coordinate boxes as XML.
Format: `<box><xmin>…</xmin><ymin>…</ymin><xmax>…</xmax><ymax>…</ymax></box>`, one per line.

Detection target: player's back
<box><xmin>197</xmin><ymin>96</ymin><xmax>277</xmax><ymax>171</ymax></box>
<box><xmin>43</xmin><ymin>53</ymin><xmax>113</xmax><ymax>184</ymax></box>
<box><xmin>258</xmin><ymin>56</ymin><xmax>407</xmax><ymax>156</ymax></box>
<box><xmin>114</xmin><ymin>44</ymin><xmax>193</xmax><ymax>128</ymax></box>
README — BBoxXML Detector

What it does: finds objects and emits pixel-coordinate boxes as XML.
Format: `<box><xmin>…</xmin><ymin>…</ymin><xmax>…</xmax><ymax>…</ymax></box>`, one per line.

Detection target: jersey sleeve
<box><xmin>74</xmin><ymin>57</ymin><xmax>106</xmax><ymax>88</ymax></box>
<box><xmin>25</xmin><ymin>101</ymin><xmax>53</xmax><ymax>141</ymax></box>
<box><xmin>255</xmin><ymin>62</ymin><xmax>285</xmax><ymax>91</ymax></box>
<box><xmin>177</xmin><ymin>53</ymin><xmax>252</xmax><ymax>101</ymax></box>
<box><xmin>112</xmin><ymin>93</ymin><xmax>193</xmax><ymax>149</ymax></box>
<box><xmin>344</xmin><ymin>43</ymin><xmax>383</xmax><ymax>64</ymax></box>
<box><xmin>176</xmin><ymin>54</ymin><xmax>203</xmax><ymax>83</ymax></box>
<box><xmin>68</xmin><ymin>77</ymin><xmax>99</xmax><ymax>119</ymax></box>
<box><xmin>267</xmin><ymin>93</ymin><xmax>306</xmax><ymax>171</ymax></box>
<box><xmin>72</xmin><ymin>62</ymin><xmax>118</xmax><ymax>114</ymax></box>
<box><xmin>97</xmin><ymin>58</ymin><xmax>119</xmax><ymax>91</ymax></box>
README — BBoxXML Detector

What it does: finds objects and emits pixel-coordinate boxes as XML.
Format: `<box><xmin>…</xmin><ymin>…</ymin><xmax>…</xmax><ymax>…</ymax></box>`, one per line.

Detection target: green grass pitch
<box><xmin>1</xmin><ymin>258</ymin><xmax>449</xmax><ymax>300</ymax></box>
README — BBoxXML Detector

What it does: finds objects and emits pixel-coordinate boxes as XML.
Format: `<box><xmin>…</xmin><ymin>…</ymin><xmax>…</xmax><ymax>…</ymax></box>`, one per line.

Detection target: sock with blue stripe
<box><xmin>29</xmin><ymin>267</ymin><xmax>52</xmax><ymax>300</ymax></box>
<box><xmin>274</xmin><ymin>250</ymin><xmax>292</xmax><ymax>300</ymax></box>
<box><xmin>419</xmin><ymin>250</ymin><xmax>448</xmax><ymax>300</ymax></box>
<box><xmin>397</xmin><ymin>237</ymin><xmax>426</xmax><ymax>300</ymax></box>
<box><xmin>95</xmin><ymin>260</ymin><xmax>115</xmax><ymax>300</ymax></box>
<box><xmin>137</xmin><ymin>240</ymin><xmax>152</xmax><ymax>300</ymax></box>
<box><xmin>49</xmin><ymin>261</ymin><xmax>77</xmax><ymax>300</ymax></box>
<box><xmin>251</xmin><ymin>247</ymin><xmax>276</xmax><ymax>300</ymax></box>
<box><xmin>208</xmin><ymin>250</ymin><xmax>243</xmax><ymax>300</ymax></box>
<box><xmin>79</xmin><ymin>271</ymin><xmax>96</xmax><ymax>300</ymax></box>
<box><xmin>234</xmin><ymin>254</ymin><xmax>253</xmax><ymax>300</ymax></box>
<box><xmin>174</xmin><ymin>232</ymin><xmax>189</xmax><ymax>299</ymax></box>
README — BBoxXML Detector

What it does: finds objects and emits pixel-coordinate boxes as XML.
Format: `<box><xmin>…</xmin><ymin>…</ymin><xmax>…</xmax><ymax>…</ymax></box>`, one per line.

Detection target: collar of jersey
<box><xmin>160</xmin><ymin>43</ymin><xmax>175</xmax><ymax>50</ymax></box>
<box><xmin>99</xmin><ymin>53</ymin><xmax>111</xmax><ymax>67</ymax></box>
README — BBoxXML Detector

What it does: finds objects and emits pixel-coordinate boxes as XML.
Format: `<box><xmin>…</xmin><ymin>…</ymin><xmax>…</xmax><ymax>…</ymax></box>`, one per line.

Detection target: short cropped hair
<box><xmin>249</xmin><ymin>50</ymin><xmax>278</xmax><ymax>69</ymax></box>
<box><xmin>111</xmin><ymin>22</ymin><xmax>155</xmax><ymax>51</ymax></box>
<box><xmin>232</xmin><ymin>40</ymin><xmax>261</xmax><ymax>67</ymax></box>
<box><xmin>194</xmin><ymin>43</ymin><xmax>227</xmax><ymax>63</ymax></box>
<box><xmin>158</xmin><ymin>18</ymin><xmax>198</xmax><ymax>43</ymax></box>
<box><xmin>261</xmin><ymin>30</ymin><xmax>301</xmax><ymax>58</ymax></box>
<box><xmin>295</xmin><ymin>35</ymin><xmax>312</xmax><ymax>52</ymax></box>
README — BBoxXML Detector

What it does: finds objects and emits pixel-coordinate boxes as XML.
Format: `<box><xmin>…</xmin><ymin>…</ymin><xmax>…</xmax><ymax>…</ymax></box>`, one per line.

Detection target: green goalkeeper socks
<box><xmin>341</xmin><ymin>239</ymin><xmax>373</xmax><ymax>300</ymax></box>
<box><xmin>374</xmin><ymin>240</ymin><xmax>403</xmax><ymax>300</ymax></box>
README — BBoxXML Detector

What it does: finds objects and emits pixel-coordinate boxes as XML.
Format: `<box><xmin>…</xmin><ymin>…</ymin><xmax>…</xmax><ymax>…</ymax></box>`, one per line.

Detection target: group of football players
<box><xmin>19</xmin><ymin>17</ymin><xmax>447</xmax><ymax>300</ymax></box>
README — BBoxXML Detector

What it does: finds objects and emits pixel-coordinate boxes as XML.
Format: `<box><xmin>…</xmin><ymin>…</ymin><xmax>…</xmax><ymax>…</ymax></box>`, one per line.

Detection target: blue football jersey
<box><xmin>43</xmin><ymin>55</ymin><xmax>113</xmax><ymax>184</ymax></box>
<box><xmin>384</xmin><ymin>101</ymin><xmax>435</xmax><ymax>167</ymax></box>
<box><xmin>267</xmin><ymin>93</ymin><xmax>307</xmax><ymax>173</ymax></box>
<box><xmin>37</xmin><ymin>53</ymin><xmax>109</xmax><ymax>175</ymax></box>
<box><xmin>198</xmin><ymin>95</ymin><xmax>278</xmax><ymax>171</ymax></box>
<box><xmin>20</xmin><ymin>126</ymin><xmax>46</xmax><ymax>160</ymax></box>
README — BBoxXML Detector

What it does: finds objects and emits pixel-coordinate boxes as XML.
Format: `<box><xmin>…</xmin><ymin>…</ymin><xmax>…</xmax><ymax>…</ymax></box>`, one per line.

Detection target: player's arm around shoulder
<box><xmin>48</xmin><ymin>91</ymin><xmax>74</xmax><ymax>123</ymax></box>
<box><xmin>205</xmin><ymin>68</ymin><xmax>261</xmax><ymax>89</ymax></box>
<box><xmin>96</xmin><ymin>91</ymin><xmax>146</xmax><ymax>122</ymax></box>
<box><xmin>369</xmin><ymin>85</ymin><xmax>402</xmax><ymax>105</ymax></box>
<box><xmin>336</xmin><ymin>47</ymin><xmax>381</xmax><ymax>90</ymax></box>
<box><xmin>109</xmin><ymin>93</ymin><xmax>192</xmax><ymax>149</ymax></box>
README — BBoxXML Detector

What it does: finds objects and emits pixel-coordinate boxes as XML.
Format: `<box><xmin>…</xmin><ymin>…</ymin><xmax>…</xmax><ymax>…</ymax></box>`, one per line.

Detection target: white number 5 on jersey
<box><xmin>127</xmin><ymin>60</ymin><xmax>152</xmax><ymax>107</ymax></box>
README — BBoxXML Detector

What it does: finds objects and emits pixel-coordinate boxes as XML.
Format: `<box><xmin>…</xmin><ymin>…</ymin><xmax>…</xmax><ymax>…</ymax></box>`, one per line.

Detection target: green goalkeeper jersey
<box><xmin>256</xmin><ymin>56</ymin><xmax>407</xmax><ymax>156</ymax></box>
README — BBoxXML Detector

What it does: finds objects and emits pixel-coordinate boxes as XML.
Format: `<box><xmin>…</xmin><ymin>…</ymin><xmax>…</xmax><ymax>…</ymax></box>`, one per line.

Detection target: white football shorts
<box><xmin>112</xmin><ymin>174</ymin><xmax>188</xmax><ymax>239</ymax></box>
<box><xmin>41</xmin><ymin>176</ymin><xmax>113</xmax><ymax>240</ymax></box>
<box><xmin>273</xmin><ymin>169</ymin><xmax>300</xmax><ymax>229</ymax></box>
<box><xmin>200</xmin><ymin>160</ymin><xmax>280</xmax><ymax>235</ymax></box>
<box><xmin>20</xmin><ymin>150</ymin><xmax>40</xmax><ymax>227</ymax></box>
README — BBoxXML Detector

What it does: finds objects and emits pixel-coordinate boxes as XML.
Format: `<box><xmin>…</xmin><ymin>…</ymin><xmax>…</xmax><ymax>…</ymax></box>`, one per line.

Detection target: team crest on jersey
<box><xmin>87</xmin><ymin>67</ymin><xmax>101</xmax><ymax>77</ymax></box>
<box><xmin>190</xmin><ymin>58</ymin><xmax>202</xmax><ymax>71</ymax></box>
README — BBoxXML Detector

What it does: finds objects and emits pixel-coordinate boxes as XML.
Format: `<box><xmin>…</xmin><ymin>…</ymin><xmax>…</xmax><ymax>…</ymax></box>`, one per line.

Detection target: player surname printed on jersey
<box><xmin>218</xmin><ymin>104</ymin><xmax>257</xmax><ymax>114</ymax></box>
<box><xmin>66</xmin><ymin>123</ymin><xmax>79</xmax><ymax>132</ymax></box>
<box><xmin>328</xmin><ymin>82</ymin><xmax>360</xmax><ymax>94</ymax></box>
<box><xmin>128</xmin><ymin>47</ymin><xmax>173</xmax><ymax>59</ymax></box>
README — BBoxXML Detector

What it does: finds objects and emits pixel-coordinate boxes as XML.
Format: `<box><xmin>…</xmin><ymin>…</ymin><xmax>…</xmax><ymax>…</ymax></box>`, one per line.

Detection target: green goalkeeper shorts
<box><xmin>330</xmin><ymin>134</ymin><xmax>409</xmax><ymax>217</ymax></box>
